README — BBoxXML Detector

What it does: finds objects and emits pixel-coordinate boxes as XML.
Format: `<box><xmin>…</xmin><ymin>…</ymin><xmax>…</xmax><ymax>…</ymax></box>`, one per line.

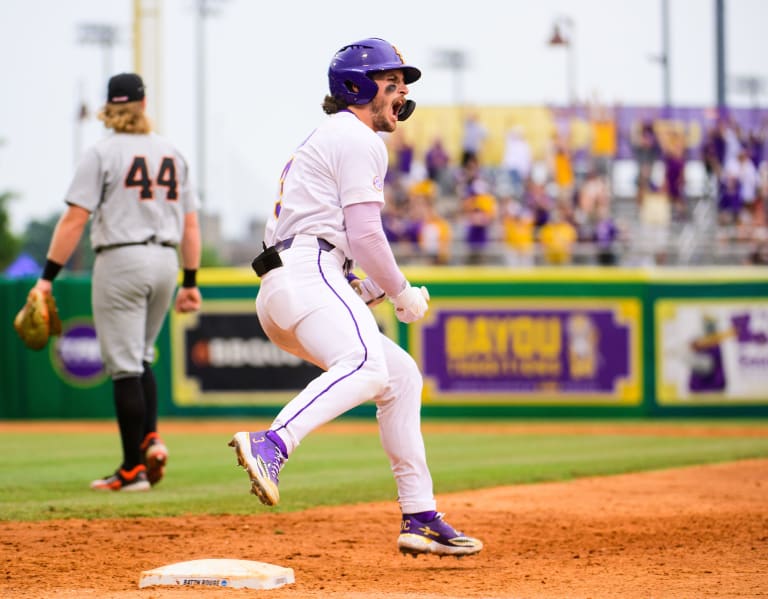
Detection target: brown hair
<box><xmin>97</xmin><ymin>101</ymin><xmax>152</xmax><ymax>134</ymax></box>
<box><xmin>322</xmin><ymin>94</ymin><xmax>349</xmax><ymax>115</ymax></box>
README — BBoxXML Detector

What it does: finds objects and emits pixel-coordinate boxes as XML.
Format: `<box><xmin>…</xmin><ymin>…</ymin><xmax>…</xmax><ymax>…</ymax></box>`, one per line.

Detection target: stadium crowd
<box><xmin>378</xmin><ymin>111</ymin><xmax>768</xmax><ymax>267</ymax></box>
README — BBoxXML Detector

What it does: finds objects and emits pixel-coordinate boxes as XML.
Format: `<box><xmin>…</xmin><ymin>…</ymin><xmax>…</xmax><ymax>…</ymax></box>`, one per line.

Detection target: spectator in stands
<box><xmin>577</xmin><ymin>167</ymin><xmax>611</xmax><ymax>219</ymax></box>
<box><xmin>589</xmin><ymin>104</ymin><xmax>616</xmax><ymax>178</ymax></box>
<box><xmin>756</xmin><ymin>160</ymin><xmax>768</xmax><ymax>227</ymax></box>
<box><xmin>388</xmin><ymin>129</ymin><xmax>414</xmax><ymax>183</ymax></box>
<box><xmin>461</xmin><ymin>192</ymin><xmax>497</xmax><ymax>265</ymax></box>
<box><xmin>501</xmin><ymin>197</ymin><xmax>535</xmax><ymax>267</ymax></box>
<box><xmin>454</xmin><ymin>153</ymin><xmax>497</xmax><ymax>264</ymax></box>
<box><xmin>703</xmin><ymin>123</ymin><xmax>724</xmax><ymax>188</ymax></box>
<box><xmin>381</xmin><ymin>186</ymin><xmax>420</xmax><ymax>260</ymax></box>
<box><xmin>574</xmin><ymin>167</ymin><xmax>611</xmax><ymax>257</ymax></box>
<box><xmin>593</xmin><ymin>203</ymin><xmax>622</xmax><ymax>266</ymax></box>
<box><xmin>550</xmin><ymin>132</ymin><xmax>575</xmax><ymax>208</ymax></box>
<box><xmin>721</xmin><ymin>118</ymin><xmax>743</xmax><ymax>172</ymax></box>
<box><xmin>409</xmin><ymin>180</ymin><xmax>453</xmax><ymax>265</ymax></box>
<box><xmin>461</xmin><ymin>112</ymin><xmax>487</xmax><ymax>167</ymax></box>
<box><xmin>733</xmin><ymin>147</ymin><xmax>760</xmax><ymax>228</ymax></box>
<box><xmin>424</xmin><ymin>137</ymin><xmax>451</xmax><ymax>185</ymax></box>
<box><xmin>631</xmin><ymin>119</ymin><xmax>660</xmax><ymax>194</ymax></box>
<box><xmin>712</xmin><ymin>119</ymin><xmax>728</xmax><ymax>165</ymax></box>
<box><xmin>424</xmin><ymin>137</ymin><xmax>456</xmax><ymax>195</ymax></box>
<box><xmin>538</xmin><ymin>206</ymin><xmax>578</xmax><ymax>265</ymax></box>
<box><xmin>746</xmin><ymin>130</ymin><xmax>764</xmax><ymax>169</ymax></box>
<box><xmin>662</xmin><ymin>130</ymin><xmax>687</xmax><ymax>220</ymax></box>
<box><xmin>501</xmin><ymin>125</ymin><xmax>532</xmax><ymax>197</ymax></box>
<box><xmin>637</xmin><ymin>180</ymin><xmax>671</xmax><ymax>265</ymax></box>
<box><xmin>456</xmin><ymin>153</ymin><xmax>487</xmax><ymax>199</ymax></box>
<box><xmin>717</xmin><ymin>169</ymin><xmax>742</xmax><ymax>227</ymax></box>
<box><xmin>524</xmin><ymin>179</ymin><xmax>555</xmax><ymax>229</ymax></box>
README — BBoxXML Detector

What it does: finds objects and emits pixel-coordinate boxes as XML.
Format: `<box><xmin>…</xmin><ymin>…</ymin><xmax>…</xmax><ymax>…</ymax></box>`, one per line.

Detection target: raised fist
<box><xmin>390</xmin><ymin>283</ymin><xmax>430</xmax><ymax>323</ymax></box>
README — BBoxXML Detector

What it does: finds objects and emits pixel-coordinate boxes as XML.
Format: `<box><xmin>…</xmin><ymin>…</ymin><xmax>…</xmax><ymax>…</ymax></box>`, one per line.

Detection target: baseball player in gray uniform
<box><xmin>229</xmin><ymin>38</ymin><xmax>482</xmax><ymax>558</ymax></box>
<box><xmin>31</xmin><ymin>73</ymin><xmax>202</xmax><ymax>491</ymax></box>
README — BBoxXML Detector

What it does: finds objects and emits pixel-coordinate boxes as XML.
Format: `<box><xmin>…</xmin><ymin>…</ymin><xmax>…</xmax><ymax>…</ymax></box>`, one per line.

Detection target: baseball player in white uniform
<box><xmin>229</xmin><ymin>38</ymin><xmax>482</xmax><ymax>558</ymax></box>
<box><xmin>31</xmin><ymin>73</ymin><xmax>202</xmax><ymax>491</ymax></box>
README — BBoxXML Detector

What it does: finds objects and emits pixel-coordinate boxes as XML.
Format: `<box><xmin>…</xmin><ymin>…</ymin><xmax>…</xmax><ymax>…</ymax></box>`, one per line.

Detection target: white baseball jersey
<box><xmin>264</xmin><ymin>111</ymin><xmax>387</xmax><ymax>257</ymax></box>
<box><xmin>64</xmin><ymin>132</ymin><xmax>198</xmax><ymax>250</ymax></box>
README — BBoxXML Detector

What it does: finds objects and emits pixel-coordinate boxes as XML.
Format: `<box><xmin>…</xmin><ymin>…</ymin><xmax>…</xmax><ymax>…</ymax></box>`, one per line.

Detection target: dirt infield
<box><xmin>2</xmin><ymin>422</ymin><xmax>767</xmax><ymax>599</ymax></box>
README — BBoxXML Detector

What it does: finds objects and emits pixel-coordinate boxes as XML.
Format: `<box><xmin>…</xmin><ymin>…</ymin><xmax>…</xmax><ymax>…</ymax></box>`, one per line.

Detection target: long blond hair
<box><xmin>97</xmin><ymin>101</ymin><xmax>152</xmax><ymax>134</ymax></box>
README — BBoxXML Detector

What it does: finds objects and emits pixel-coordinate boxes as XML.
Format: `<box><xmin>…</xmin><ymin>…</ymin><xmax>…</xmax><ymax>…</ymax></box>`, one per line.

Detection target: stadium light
<box><xmin>77</xmin><ymin>23</ymin><xmax>118</xmax><ymax>86</ymax></box>
<box><xmin>432</xmin><ymin>48</ymin><xmax>468</xmax><ymax>108</ymax></box>
<box><xmin>547</xmin><ymin>16</ymin><xmax>576</xmax><ymax>106</ymax></box>
<box><xmin>730</xmin><ymin>75</ymin><xmax>767</xmax><ymax>109</ymax></box>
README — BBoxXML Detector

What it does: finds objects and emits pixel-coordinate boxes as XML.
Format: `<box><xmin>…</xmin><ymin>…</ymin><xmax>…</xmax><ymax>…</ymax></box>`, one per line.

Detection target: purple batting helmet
<box><xmin>328</xmin><ymin>38</ymin><xmax>421</xmax><ymax>105</ymax></box>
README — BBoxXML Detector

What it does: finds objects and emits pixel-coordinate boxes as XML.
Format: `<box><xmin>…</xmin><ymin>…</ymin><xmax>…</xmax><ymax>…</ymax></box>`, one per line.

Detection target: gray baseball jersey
<box><xmin>64</xmin><ymin>132</ymin><xmax>198</xmax><ymax>250</ymax></box>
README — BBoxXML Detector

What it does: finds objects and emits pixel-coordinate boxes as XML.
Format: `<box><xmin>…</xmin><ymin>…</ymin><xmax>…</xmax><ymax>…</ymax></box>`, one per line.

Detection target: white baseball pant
<box><xmin>255</xmin><ymin>234</ymin><xmax>436</xmax><ymax>514</ymax></box>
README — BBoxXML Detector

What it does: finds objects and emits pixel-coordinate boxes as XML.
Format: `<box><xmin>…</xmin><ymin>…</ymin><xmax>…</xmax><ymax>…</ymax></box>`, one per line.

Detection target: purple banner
<box><xmin>421</xmin><ymin>304</ymin><xmax>636</xmax><ymax>398</ymax></box>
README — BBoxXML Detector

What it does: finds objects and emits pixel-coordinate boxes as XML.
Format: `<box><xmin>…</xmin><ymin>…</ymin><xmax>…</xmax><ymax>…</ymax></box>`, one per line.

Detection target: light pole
<box><xmin>432</xmin><ymin>48</ymin><xmax>468</xmax><ymax>108</ymax></box>
<box><xmin>194</xmin><ymin>0</ymin><xmax>228</xmax><ymax>207</ymax></box>
<box><xmin>133</xmin><ymin>0</ymin><xmax>163</xmax><ymax>132</ymax></box>
<box><xmin>76</xmin><ymin>24</ymin><xmax>119</xmax><ymax>163</ymax></box>
<box><xmin>196</xmin><ymin>0</ymin><xmax>208</xmax><ymax>207</ymax></box>
<box><xmin>432</xmin><ymin>48</ymin><xmax>468</xmax><ymax>164</ymax></box>
<box><xmin>661</xmin><ymin>0</ymin><xmax>671</xmax><ymax>113</ymax></box>
<box><xmin>649</xmin><ymin>0</ymin><xmax>672</xmax><ymax>116</ymax></box>
<box><xmin>547</xmin><ymin>16</ymin><xmax>576</xmax><ymax>106</ymax></box>
<box><xmin>715</xmin><ymin>0</ymin><xmax>726</xmax><ymax>115</ymax></box>
<box><xmin>77</xmin><ymin>23</ymin><xmax>118</xmax><ymax>85</ymax></box>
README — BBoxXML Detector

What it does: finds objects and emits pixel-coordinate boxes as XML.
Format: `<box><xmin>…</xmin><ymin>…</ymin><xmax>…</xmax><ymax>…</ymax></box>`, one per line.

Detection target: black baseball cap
<box><xmin>107</xmin><ymin>73</ymin><xmax>145</xmax><ymax>104</ymax></box>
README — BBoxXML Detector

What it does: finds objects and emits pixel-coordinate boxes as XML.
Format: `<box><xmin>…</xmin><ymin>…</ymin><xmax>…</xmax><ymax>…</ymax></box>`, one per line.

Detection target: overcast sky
<box><xmin>1</xmin><ymin>0</ymin><xmax>766</xmax><ymax>238</ymax></box>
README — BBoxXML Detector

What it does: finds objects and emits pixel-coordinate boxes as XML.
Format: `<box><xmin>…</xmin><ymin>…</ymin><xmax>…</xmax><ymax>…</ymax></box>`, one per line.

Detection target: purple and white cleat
<box><xmin>228</xmin><ymin>431</ymin><xmax>286</xmax><ymax>506</ymax></box>
<box><xmin>397</xmin><ymin>512</ymin><xmax>483</xmax><ymax>558</ymax></box>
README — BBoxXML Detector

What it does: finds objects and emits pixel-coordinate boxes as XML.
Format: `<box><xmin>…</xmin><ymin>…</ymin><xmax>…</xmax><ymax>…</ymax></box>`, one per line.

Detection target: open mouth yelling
<box><xmin>392</xmin><ymin>98</ymin><xmax>404</xmax><ymax>119</ymax></box>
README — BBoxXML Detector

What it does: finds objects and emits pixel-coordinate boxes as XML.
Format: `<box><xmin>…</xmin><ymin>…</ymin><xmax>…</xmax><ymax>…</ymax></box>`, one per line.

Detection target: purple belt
<box><xmin>274</xmin><ymin>236</ymin><xmax>336</xmax><ymax>253</ymax></box>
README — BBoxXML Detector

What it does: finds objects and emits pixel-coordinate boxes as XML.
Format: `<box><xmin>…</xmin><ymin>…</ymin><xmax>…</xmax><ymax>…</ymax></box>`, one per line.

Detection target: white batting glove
<box><xmin>390</xmin><ymin>283</ymin><xmax>430</xmax><ymax>323</ymax></box>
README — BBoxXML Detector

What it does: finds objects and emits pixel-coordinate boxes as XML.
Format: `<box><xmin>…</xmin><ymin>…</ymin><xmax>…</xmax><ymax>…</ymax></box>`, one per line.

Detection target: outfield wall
<box><xmin>2</xmin><ymin>267</ymin><xmax>767</xmax><ymax>419</ymax></box>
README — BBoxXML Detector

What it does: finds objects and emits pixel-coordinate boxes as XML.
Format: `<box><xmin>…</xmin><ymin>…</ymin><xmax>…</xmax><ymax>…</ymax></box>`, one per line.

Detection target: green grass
<box><xmin>1</xmin><ymin>421</ymin><xmax>768</xmax><ymax>521</ymax></box>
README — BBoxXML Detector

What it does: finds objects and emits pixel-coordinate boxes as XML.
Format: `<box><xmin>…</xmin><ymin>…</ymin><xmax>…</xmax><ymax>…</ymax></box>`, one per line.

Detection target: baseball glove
<box><xmin>13</xmin><ymin>289</ymin><xmax>63</xmax><ymax>350</ymax></box>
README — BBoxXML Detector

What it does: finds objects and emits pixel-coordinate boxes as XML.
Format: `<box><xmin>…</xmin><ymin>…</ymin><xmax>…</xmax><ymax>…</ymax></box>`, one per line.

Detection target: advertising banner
<box><xmin>414</xmin><ymin>299</ymin><xmax>642</xmax><ymax>404</ymax></box>
<box><xmin>51</xmin><ymin>318</ymin><xmax>107</xmax><ymax>388</ymax></box>
<box><xmin>171</xmin><ymin>300</ymin><xmax>323</xmax><ymax>406</ymax></box>
<box><xmin>656</xmin><ymin>300</ymin><xmax>768</xmax><ymax>404</ymax></box>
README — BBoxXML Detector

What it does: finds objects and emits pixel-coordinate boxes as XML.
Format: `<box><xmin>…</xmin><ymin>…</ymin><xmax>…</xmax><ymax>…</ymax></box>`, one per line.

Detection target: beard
<box><xmin>370</xmin><ymin>95</ymin><xmax>396</xmax><ymax>132</ymax></box>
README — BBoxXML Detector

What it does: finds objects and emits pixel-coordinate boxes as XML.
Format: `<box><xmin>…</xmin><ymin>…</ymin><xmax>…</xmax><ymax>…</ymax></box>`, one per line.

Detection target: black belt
<box><xmin>94</xmin><ymin>236</ymin><xmax>177</xmax><ymax>254</ymax></box>
<box><xmin>251</xmin><ymin>236</ymin><xmax>337</xmax><ymax>277</ymax></box>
